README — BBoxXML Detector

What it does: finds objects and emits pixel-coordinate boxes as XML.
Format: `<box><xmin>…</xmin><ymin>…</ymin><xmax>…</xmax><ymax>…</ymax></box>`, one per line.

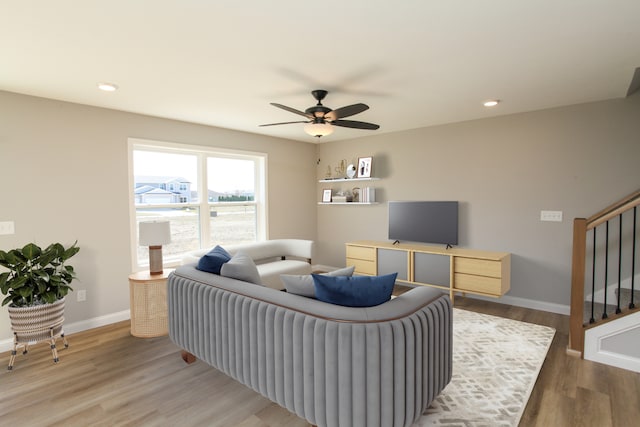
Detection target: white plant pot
<box><xmin>8</xmin><ymin>298</ymin><xmax>65</xmax><ymax>343</ymax></box>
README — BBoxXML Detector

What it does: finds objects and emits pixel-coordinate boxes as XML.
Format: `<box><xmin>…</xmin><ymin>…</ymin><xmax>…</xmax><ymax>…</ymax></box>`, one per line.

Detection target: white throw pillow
<box><xmin>220</xmin><ymin>251</ymin><xmax>262</xmax><ymax>285</ymax></box>
<box><xmin>281</xmin><ymin>265</ymin><xmax>355</xmax><ymax>297</ymax></box>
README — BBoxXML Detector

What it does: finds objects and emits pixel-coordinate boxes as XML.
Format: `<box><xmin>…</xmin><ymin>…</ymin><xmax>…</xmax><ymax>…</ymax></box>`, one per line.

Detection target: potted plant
<box><xmin>0</xmin><ymin>241</ymin><xmax>79</xmax><ymax>369</ymax></box>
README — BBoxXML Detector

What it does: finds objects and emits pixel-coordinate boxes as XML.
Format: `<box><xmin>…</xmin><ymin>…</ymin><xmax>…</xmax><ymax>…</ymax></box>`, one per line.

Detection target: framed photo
<box><xmin>322</xmin><ymin>188</ymin><xmax>332</xmax><ymax>203</ymax></box>
<box><xmin>357</xmin><ymin>156</ymin><xmax>373</xmax><ymax>178</ymax></box>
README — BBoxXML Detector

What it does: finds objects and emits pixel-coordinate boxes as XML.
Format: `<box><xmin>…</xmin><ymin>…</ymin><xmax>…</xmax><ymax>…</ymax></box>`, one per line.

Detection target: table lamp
<box><xmin>139</xmin><ymin>220</ymin><xmax>171</xmax><ymax>274</ymax></box>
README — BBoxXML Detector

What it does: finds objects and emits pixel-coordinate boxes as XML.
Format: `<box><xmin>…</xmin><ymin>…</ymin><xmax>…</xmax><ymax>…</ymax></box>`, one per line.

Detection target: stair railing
<box><xmin>568</xmin><ymin>189</ymin><xmax>640</xmax><ymax>356</ymax></box>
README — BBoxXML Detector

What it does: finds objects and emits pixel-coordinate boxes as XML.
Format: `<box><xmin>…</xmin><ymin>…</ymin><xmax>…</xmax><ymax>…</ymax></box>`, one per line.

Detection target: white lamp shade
<box><xmin>139</xmin><ymin>221</ymin><xmax>171</xmax><ymax>246</ymax></box>
<box><xmin>304</xmin><ymin>122</ymin><xmax>334</xmax><ymax>137</ymax></box>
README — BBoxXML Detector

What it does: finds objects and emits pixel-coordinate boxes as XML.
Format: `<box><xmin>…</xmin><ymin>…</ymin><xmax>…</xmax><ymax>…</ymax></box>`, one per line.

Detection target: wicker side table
<box><xmin>128</xmin><ymin>269</ymin><xmax>174</xmax><ymax>338</ymax></box>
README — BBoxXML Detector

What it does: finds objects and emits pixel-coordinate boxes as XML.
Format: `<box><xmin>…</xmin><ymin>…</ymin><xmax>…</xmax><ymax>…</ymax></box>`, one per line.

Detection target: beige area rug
<box><xmin>415</xmin><ymin>308</ymin><xmax>556</xmax><ymax>427</ymax></box>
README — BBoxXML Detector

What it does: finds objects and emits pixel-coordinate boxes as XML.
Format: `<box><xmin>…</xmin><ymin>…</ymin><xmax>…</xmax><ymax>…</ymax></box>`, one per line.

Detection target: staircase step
<box><xmin>583</xmin><ymin>301</ymin><xmax>619</xmax><ymax>324</ymax></box>
<box><xmin>584</xmin><ymin>288</ymin><xmax>639</xmax><ymax>324</ymax></box>
<box><xmin>616</xmin><ymin>287</ymin><xmax>640</xmax><ymax>304</ymax></box>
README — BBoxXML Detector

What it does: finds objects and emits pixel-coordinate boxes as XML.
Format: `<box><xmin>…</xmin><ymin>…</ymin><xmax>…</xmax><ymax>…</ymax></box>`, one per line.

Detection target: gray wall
<box><xmin>0</xmin><ymin>90</ymin><xmax>317</xmax><ymax>343</ymax></box>
<box><xmin>316</xmin><ymin>95</ymin><xmax>640</xmax><ymax>307</ymax></box>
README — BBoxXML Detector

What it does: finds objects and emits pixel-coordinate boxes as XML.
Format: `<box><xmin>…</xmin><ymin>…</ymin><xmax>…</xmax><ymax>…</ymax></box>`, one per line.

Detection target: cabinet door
<box><xmin>377</xmin><ymin>248</ymin><xmax>408</xmax><ymax>281</ymax></box>
<box><xmin>414</xmin><ymin>252</ymin><xmax>450</xmax><ymax>287</ymax></box>
<box><xmin>346</xmin><ymin>244</ymin><xmax>377</xmax><ymax>275</ymax></box>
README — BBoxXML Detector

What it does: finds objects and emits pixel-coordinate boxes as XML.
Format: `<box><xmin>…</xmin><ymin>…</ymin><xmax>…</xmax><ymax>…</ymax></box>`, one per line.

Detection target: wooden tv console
<box><xmin>345</xmin><ymin>240</ymin><xmax>510</xmax><ymax>301</ymax></box>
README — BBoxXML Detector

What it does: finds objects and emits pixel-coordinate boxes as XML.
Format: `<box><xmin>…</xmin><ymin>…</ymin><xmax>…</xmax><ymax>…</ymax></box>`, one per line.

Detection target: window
<box><xmin>129</xmin><ymin>138</ymin><xmax>267</xmax><ymax>269</ymax></box>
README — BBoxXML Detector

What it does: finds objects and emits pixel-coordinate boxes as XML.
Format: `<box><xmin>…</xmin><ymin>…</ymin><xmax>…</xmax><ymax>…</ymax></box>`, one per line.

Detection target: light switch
<box><xmin>0</xmin><ymin>221</ymin><xmax>15</xmax><ymax>235</ymax></box>
<box><xmin>540</xmin><ymin>211</ymin><xmax>563</xmax><ymax>222</ymax></box>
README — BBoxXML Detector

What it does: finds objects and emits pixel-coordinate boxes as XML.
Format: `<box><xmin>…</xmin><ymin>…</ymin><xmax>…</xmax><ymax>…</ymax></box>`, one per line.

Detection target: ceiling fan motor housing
<box><xmin>305</xmin><ymin>105</ymin><xmax>331</xmax><ymax>118</ymax></box>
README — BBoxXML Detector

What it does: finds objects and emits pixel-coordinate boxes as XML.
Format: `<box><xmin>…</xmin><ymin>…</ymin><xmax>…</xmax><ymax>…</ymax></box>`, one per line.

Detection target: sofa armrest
<box><xmin>274</xmin><ymin>239</ymin><xmax>314</xmax><ymax>262</ymax></box>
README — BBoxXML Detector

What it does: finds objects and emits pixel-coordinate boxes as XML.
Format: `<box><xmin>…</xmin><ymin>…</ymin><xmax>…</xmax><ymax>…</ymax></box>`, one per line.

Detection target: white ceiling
<box><xmin>2</xmin><ymin>1</ymin><xmax>639</xmax><ymax>143</ymax></box>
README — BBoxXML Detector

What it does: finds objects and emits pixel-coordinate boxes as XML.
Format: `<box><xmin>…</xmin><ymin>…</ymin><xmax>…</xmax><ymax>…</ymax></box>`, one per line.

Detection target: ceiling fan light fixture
<box><xmin>304</xmin><ymin>122</ymin><xmax>334</xmax><ymax>138</ymax></box>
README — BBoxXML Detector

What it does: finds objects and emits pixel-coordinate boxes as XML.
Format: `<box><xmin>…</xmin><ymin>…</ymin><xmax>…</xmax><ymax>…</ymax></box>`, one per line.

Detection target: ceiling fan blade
<box><xmin>270</xmin><ymin>103</ymin><xmax>313</xmax><ymax>119</ymax></box>
<box><xmin>325</xmin><ymin>103</ymin><xmax>369</xmax><ymax>121</ymax></box>
<box><xmin>332</xmin><ymin>119</ymin><xmax>380</xmax><ymax>130</ymax></box>
<box><xmin>259</xmin><ymin>120</ymin><xmax>310</xmax><ymax>127</ymax></box>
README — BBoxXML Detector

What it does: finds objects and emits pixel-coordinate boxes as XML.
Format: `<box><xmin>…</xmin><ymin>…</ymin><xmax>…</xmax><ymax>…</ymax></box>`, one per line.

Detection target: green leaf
<box><xmin>22</xmin><ymin>243</ymin><xmax>42</xmax><ymax>260</ymax></box>
<box><xmin>42</xmin><ymin>291</ymin><xmax>57</xmax><ymax>304</ymax></box>
<box><xmin>10</xmin><ymin>275</ymin><xmax>28</xmax><ymax>289</ymax></box>
<box><xmin>34</xmin><ymin>270</ymin><xmax>50</xmax><ymax>282</ymax></box>
<box><xmin>0</xmin><ymin>271</ymin><xmax>9</xmax><ymax>289</ymax></box>
<box><xmin>63</xmin><ymin>245</ymin><xmax>80</xmax><ymax>260</ymax></box>
<box><xmin>2</xmin><ymin>294</ymin><xmax>13</xmax><ymax>306</ymax></box>
<box><xmin>3</xmin><ymin>250</ymin><xmax>20</xmax><ymax>266</ymax></box>
<box><xmin>37</xmin><ymin>250</ymin><xmax>57</xmax><ymax>268</ymax></box>
<box><xmin>17</xmin><ymin>287</ymin><xmax>32</xmax><ymax>298</ymax></box>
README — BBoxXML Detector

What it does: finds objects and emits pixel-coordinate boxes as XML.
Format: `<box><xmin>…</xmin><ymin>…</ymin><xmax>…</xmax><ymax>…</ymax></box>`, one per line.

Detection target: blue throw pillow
<box><xmin>312</xmin><ymin>273</ymin><xmax>397</xmax><ymax>307</ymax></box>
<box><xmin>196</xmin><ymin>245</ymin><xmax>231</xmax><ymax>274</ymax></box>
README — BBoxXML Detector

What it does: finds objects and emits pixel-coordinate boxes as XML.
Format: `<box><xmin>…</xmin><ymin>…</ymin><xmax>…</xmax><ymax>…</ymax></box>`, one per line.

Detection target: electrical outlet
<box><xmin>0</xmin><ymin>221</ymin><xmax>15</xmax><ymax>235</ymax></box>
<box><xmin>540</xmin><ymin>210</ymin><xmax>563</xmax><ymax>222</ymax></box>
<box><xmin>77</xmin><ymin>290</ymin><xmax>87</xmax><ymax>302</ymax></box>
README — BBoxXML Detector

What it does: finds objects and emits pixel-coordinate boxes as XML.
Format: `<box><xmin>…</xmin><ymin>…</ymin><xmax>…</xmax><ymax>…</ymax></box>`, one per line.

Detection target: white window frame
<box><xmin>128</xmin><ymin>138</ymin><xmax>268</xmax><ymax>271</ymax></box>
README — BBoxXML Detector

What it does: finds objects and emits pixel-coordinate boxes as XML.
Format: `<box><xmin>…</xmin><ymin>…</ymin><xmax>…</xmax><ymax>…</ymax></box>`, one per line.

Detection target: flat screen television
<box><xmin>388</xmin><ymin>201</ymin><xmax>458</xmax><ymax>246</ymax></box>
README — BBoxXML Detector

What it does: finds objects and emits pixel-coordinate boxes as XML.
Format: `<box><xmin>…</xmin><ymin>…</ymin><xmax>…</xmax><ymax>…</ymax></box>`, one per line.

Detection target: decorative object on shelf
<box><xmin>357</xmin><ymin>156</ymin><xmax>373</xmax><ymax>178</ymax></box>
<box><xmin>334</xmin><ymin>159</ymin><xmax>347</xmax><ymax>178</ymax></box>
<box><xmin>352</xmin><ymin>187</ymin><xmax>360</xmax><ymax>202</ymax></box>
<box><xmin>322</xmin><ymin>188</ymin><xmax>332</xmax><ymax>203</ymax></box>
<box><xmin>139</xmin><ymin>221</ymin><xmax>171</xmax><ymax>275</ymax></box>
<box><xmin>346</xmin><ymin>163</ymin><xmax>357</xmax><ymax>179</ymax></box>
<box><xmin>325</xmin><ymin>165</ymin><xmax>332</xmax><ymax>179</ymax></box>
<box><xmin>360</xmin><ymin>186</ymin><xmax>376</xmax><ymax>202</ymax></box>
<box><xmin>0</xmin><ymin>241</ymin><xmax>80</xmax><ymax>370</ymax></box>
<box><xmin>333</xmin><ymin>190</ymin><xmax>353</xmax><ymax>203</ymax></box>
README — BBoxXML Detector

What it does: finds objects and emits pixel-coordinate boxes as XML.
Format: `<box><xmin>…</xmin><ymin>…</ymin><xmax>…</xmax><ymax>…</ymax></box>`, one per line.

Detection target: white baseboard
<box><xmin>0</xmin><ymin>310</ymin><xmax>130</xmax><ymax>353</ymax></box>
<box><xmin>466</xmin><ymin>293</ymin><xmax>570</xmax><ymax>316</ymax></box>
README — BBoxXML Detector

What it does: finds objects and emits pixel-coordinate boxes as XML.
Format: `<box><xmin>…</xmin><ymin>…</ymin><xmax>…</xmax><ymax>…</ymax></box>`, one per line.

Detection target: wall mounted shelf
<box><xmin>318</xmin><ymin>202</ymin><xmax>379</xmax><ymax>205</ymax></box>
<box><xmin>319</xmin><ymin>177</ymin><xmax>380</xmax><ymax>183</ymax></box>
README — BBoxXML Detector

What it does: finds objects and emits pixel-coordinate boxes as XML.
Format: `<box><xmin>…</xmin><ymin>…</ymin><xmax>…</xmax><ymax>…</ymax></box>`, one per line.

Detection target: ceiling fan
<box><xmin>260</xmin><ymin>90</ymin><xmax>380</xmax><ymax>137</ymax></box>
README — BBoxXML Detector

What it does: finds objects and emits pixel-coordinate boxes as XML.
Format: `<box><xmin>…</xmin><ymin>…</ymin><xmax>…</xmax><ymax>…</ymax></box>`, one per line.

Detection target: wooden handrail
<box><xmin>587</xmin><ymin>189</ymin><xmax>640</xmax><ymax>229</ymax></box>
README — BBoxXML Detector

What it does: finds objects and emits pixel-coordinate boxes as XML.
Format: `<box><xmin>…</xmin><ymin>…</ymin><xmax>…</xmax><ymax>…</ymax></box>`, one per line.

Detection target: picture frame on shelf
<box><xmin>322</xmin><ymin>188</ymin><xmax>332</xmax><ymax>203</ymax></box>
<box><xmin>357</xmin><ymin>156</ymin><xmax>373</xmax><ymax>178</ymax></box>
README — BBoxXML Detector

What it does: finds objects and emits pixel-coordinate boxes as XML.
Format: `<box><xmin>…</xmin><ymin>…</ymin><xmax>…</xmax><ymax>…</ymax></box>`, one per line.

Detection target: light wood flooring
<box><xmin>1</xmin><ymin>292</ymin><xmax>639</xmax><ymax>427</ymax></box>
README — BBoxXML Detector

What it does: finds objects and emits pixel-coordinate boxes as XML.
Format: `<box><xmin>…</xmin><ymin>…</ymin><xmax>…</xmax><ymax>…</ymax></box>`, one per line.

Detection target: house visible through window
<box><xmin>129</xmin><ymin>138</ymin><xmax>267</xmax><ymax>269</ymax></box>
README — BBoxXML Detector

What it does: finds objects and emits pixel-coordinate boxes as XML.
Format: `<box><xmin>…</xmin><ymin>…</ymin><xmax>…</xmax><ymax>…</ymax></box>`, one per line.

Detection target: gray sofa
<box><xmin>168</xmin><ymin>264</ymin><xmax>452</xmax><ymax>427</ymax></box>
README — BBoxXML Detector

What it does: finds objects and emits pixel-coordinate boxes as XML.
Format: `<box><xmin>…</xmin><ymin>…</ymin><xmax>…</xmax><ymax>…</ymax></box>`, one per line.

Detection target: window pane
<box><xmin>207</xmin><ymin>157</ymin><xmax>254</xmax><ymax>202</ymax></box>
<box><xmin>209</xmin><ymin>205</ymin><xmax>256</xmax><ymax>245</ymax></box>
<box><xmin>134</xmin><ymin>151</ymin><xmax>198</xmax><ymax>203</ymax></box>
<box><xmin>136</xmin><ymin>207</ymin><xmax>200</xmax><ymax>263</ymax></box>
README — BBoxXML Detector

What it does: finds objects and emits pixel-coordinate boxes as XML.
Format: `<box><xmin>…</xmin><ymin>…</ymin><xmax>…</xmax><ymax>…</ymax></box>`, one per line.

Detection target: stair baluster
<box><xmin>616</xmin><ymin>214</ymin><xmax>623</xmax><ymax>314</ymax></box>
<box><xmin>603</xmin><ymin>221</ymin><xmax>609</xmax><ymax>320</ymax></box>
<box><xmin>590</xmin><ymin>229</ymin><xmax>596</xmax><ymax>324</ymax></box>
<box><xmin>631</xmin><ymin>206</ymin><xmax>637</xmax><ymax>310</ymax></box>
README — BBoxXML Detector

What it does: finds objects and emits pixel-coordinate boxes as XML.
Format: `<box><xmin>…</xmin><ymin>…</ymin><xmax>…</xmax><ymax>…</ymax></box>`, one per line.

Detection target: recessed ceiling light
<box><xmin>483</xmin><ymin>100</ymin><xmax>500</xmax><ymax>107</ymax></box>
<box><xmin>97</xmin><ymin>82</ymin><xmax>118</xmax><ymax>92</ymax></box>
